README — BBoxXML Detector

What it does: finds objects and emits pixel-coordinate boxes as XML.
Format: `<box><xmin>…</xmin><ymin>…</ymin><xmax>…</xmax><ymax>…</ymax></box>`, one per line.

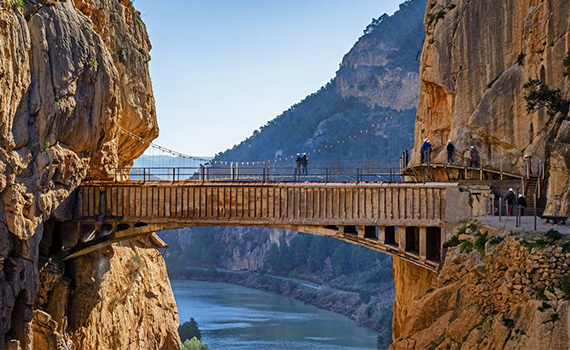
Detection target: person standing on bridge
<box><xmin>505</xmin><ymin>188</ymin><xmax>516</xmax><ymax>216</ymax></box>
<box><xmin>295</xmin><ymin>153</ymin><xmax>302</xmax><ymax>177</ymax></box>
<box><xmin>446</xmin><ymin>140</ymin><xmax>456</xmax><ymax>164</ymax></box>
<box><xmin>468</xmin><ymin>146</ymin><xmax>480</xmax><ymax>167</ymax></box>
<box><xmin>421</xmin><ymin>139</ymin><xmax>432</xmax><ymax>164</ymax></box>
<box><xmin>301</xmin><ymin>153</ymin><xmax>309</xmax><ymax>175</ymax></box>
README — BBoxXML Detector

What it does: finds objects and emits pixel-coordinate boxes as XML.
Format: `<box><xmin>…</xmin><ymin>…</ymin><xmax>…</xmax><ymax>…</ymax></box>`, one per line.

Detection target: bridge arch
<box><xmin>61</xmin><ymin>181</ymin><xmax>472</xmax><ymax>272</ymax></box>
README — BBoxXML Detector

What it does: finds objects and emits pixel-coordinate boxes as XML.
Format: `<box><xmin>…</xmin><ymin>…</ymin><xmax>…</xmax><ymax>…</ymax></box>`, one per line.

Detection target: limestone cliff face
<box><xmin>391</xmin><ymin>227</ymin><xmax>570</xmax><ymax>350</ymax></box>
<box><xmin>411</xmin><ymin>0</ymin><xmax>570</xmax><ymax>214</ymax></box>
<box><xmin>336</xmin><ymin>0</ymin><xmax>427</xmax><ymax>109</ymax></box>
<box><xmin>0</xmin><ymin>0</ymin><xmax>178</xmax><ymax>349</ymax></box>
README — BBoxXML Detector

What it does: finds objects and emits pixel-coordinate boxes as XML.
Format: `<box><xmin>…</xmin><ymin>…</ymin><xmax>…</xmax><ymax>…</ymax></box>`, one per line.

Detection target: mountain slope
<box><xmin>214</xmin><ymin>0</ymin><xmax>427</xmax><ymax>164</ymax></box>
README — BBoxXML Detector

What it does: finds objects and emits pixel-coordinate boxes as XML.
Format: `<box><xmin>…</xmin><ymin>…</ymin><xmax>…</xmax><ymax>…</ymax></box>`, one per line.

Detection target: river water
<box><xmin>172</xmin><ymin>280</ymin><xmax>379</xmax><ymax>350</ymax></box>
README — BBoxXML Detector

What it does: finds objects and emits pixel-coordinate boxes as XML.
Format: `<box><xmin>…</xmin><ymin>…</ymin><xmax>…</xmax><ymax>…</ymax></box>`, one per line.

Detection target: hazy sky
<box><xmin>135</xmin><ymin>0</ymin><xmax>404</xmax><ymax>156</ymax></box>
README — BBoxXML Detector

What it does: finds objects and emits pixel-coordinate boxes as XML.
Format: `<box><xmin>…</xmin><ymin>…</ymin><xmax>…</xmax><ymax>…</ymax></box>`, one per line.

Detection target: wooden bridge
<box><xmin>59</xmin><ymin>180</ymin><xmax>472</xmax><ymax>271</ymax></box>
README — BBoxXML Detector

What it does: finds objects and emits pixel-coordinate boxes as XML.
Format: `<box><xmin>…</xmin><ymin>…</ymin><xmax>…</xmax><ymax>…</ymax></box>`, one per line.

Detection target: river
<box><xmin>172</xmin><ymin>280</ymin><xmax>380</xmax><ymax>350</ymax></box>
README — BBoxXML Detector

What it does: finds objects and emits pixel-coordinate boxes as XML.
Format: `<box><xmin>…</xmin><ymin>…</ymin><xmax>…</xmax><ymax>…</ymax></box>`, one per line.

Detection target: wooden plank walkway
<box><xmin>63</xmin><ymin>181</ymin><xmax>472</xmax><ymax>271</ymax></box>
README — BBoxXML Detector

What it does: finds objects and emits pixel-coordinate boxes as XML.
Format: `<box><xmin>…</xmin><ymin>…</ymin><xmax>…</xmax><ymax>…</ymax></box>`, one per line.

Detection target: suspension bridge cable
<box><xmin>120</xmin><ymin>95</ymin><xmax>419</xmax><ymax>166</ymax></box>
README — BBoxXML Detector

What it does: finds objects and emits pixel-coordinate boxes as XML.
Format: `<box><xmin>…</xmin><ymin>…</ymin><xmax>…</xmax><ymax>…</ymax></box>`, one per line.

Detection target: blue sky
<box><xmin>135</xmin><ymin>0</ymin><xmax>405</xmax><ymax>156</ymax></box>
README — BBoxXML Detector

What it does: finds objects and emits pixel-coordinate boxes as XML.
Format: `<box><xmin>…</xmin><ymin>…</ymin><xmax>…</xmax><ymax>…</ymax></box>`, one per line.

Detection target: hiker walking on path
<box><xmin>524</xmin><ymin>154</ymin><xmax>533</xmax><ymax>176</ymax></box>
<box><xmin>468</xmin><ymin>146</ymin><xmax>480</xmax><ymax>167</ymax></box>
<box><xmin>505</xmin><ymin>188</ymin><xmax>516</xmax><ymax>216</ymax></box>
<box><xmin>446</xmin><ymin>140</ymin><xmax>455</xmax><ymax>164</ymax></box>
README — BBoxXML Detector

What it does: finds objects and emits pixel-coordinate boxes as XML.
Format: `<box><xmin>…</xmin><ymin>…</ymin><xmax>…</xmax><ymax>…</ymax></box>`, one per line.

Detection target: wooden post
<box><xmin>534</xmin><ymin>193</ymin><xmax>537</xmax><ymax>231</ymax></box>
<box><xmin>499</xmin><ymin>197</ymin><xmax>502</xmax><ymax>222</ymax></box>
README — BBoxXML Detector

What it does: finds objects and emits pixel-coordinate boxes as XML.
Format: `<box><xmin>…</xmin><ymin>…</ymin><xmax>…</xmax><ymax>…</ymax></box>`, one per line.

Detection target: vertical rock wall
<box><xmin>0</xmin><ymin>0</ymin><xmax>178</xmax><ymax>349</ymax></box>
<box><xmin>411</xmin><ymin>0</ymin><xmax>570</xmax><ymax>214</ymax></box>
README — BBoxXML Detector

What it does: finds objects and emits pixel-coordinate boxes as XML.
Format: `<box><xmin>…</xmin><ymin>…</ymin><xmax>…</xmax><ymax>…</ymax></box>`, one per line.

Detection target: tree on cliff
<box><xmin>181</xmin><ymin>337</ymin><xmax>209</xmax><ymax>350</ymax></box>
<box><xmin>179</xmin><ymin>318</ymin><xmax>202</xmax><ymax>342</ymax></box>
<box><xmin>524</xmin><ymin>50</ymin><xmax>570</xmax><ymax>118</ymax></box>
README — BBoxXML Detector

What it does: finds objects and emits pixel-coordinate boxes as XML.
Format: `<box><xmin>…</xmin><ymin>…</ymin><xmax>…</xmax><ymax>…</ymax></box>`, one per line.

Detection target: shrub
<box><xmin>474</xmin><ymin>231</ymin><xmax>489</xmax><ymax>252</ymax></box>
<box><xmin>489</xmin><ymin>236</ymin><xmax>504</xmax><ymax>245</ymax></box>
<box><xmin>544</xmin><ymin>229</ymin><xmax>562</xmax><ymax>241</ymax></box>
<box><xmin>537</xmin><ymin>301</ymin><xmax>552</xmax><ymax>312</ymax></box>
<box><xmin>460</xmin><ymin>240</ymin><xmax>474</xmax><ymax>254</ymax></box>
<box><xmin>179</xmin><ymin>318</ymin><xmax>202</xmax><ymax>342</ymax></box>
<box><xmin>89</xmin><ymin>58</ymin><xmax>99</xmax><ymax>69</ymax></box>
<box><xmin>443</xmin><ymin>235</ymin><xmax>460</xmax><ymax>248</ymax></box>
<box><xmin>181</xmin><ymin>337</ymin><xmax>209</xmax><ymax>350</ymax></box>
<box><xmin>543</xmin><ymin>313</ymin><xmax>559</xmax><ymax>324</ymax></box>
<box><xmin>502</xmin><ymin>316</ymin><xmax>514</xmax><ymax>329</ymax></box>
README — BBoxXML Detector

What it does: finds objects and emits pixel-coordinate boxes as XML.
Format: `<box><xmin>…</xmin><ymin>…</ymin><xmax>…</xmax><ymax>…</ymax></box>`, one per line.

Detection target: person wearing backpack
<box><xmin>505</xmin><ymin>188</ymin><xmax>516</xmax><ymax>216</ymax></box>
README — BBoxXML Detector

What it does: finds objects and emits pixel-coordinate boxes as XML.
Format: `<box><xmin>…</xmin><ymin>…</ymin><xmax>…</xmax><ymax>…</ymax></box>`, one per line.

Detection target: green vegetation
<box><xmin>517</xmin><ymin>53</ymin><xmax>525</xmax><ymax>66</ymax></box>
<box><xmin>534</xmin><ymin>287</ymin><xmax>548</xmax><ymax>301</ymax></box>
<box><xmin>443</xmin><ymin>234</ymin><xmax>461</xmax><ymax>248</ymax></box>
<box><xmin>488</xmin><ymin>236</ymin><xmax>504</xmax><ymax>245</ymax></box>
<box><xmin>179</xmin><ymin>318</ymin><xmax>202</xmax><ymax>342</ymax></box>
<box><xmin>561</xmin><ymin>274</ymin><xmax>570</xmax><ymax>299</ymax></box>
<box><xmin>537</xmin><ymin>301</ymin><xmax>552</xmax><ymax>312</ymax></box>
<box><xmin>181</xmin><ymin>337</ymin><xmax>209</xmax><ymax>350</ymax></box>
<box><xmin>89</xmin><ymin>58</ymin><xmax>99</xmax><ymax>69</ymax></box>
<box><xmin>43</xmin><ymin>141</ymin><xmax>51</xmax><ymax>151</ymax></box>
<box><xmin>502</xmin><ymin>316</ymin><xmax>514</xmax><ymax>329</ymax></box>
<box><xmin>524</xmin><ymin>78</ymin><xmax>569</xmax><ymax>117</ymax></box>
<box><xmin>119</xmin><ymin>47</ymin><xmax>128</xmax><ymax>63</ymax></box>
<box><xmin>543</xmin><ymin>313</ymin><xmax>559</xmax><ymax>324</ymax></box>
<box><xmin>544</xmin><ymin>229</ymin><xmax>562</xmax><ymax>241</ymax></box>
<box><xmin>524</xmin><ymin>50</ymin><xmax>570</xmax><ymax>118</ymax></box>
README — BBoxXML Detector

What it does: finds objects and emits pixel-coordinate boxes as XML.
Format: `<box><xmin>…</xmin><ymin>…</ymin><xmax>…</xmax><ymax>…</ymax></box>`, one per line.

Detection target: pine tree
<box><xmin>179</xmin><ymin>318</ymin><xmax>202</xmax><ymax>342</ymax></box>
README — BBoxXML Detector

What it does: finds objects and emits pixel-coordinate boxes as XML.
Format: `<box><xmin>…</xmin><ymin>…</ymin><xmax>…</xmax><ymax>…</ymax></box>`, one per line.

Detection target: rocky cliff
<box><xmin>391</xmin><ymin>225</ymin><xmax>570</xmax><ymax>350</ymax></box>
<box><xmin>393</xmin><ymin>0</ymin><xmax>570</xmax><ymax>348</ymax></box>
<box><xmin>412</xmin><ymin>0</ymin><xmax>570</xmax><ymax>215</ymax></box>
<box><xmin>0</xmin><ymin>0</ymin><xmax>179</xmax><ymax>349</ymax></box>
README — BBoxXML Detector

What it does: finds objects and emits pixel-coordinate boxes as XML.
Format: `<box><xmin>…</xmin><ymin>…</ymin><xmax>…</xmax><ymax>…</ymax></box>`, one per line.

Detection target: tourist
<box><xmin>301</xmin><ymin>153</ymin><xmax>309</xmax><ymax>175</ymax></box>
<box><xmin>421</xmin><ymin>139</ymin><xmax>432</xmax><ymax>164</ymax></box>
<box><xmin>446</xmin><ymin>139</ymin><xmax>455</xmax><ymax>164</ymax></box>
<box><xmin>295</xmin><ymin>153</ymin><xmax>301</xmax><ymax>177</ymax></box>
<box><xmin>518</xmin><ymin>194</ymin><xmax>527</xmax><ymax>216</ymax></box>
<box><xmin>403</xmin><ymin>149</ymin><xmax>409</xmax><ymax>167</ymax></box>
<box><xmin>505</xmin><ymin>188</ymin><xmax>516</xmax><ymax>216</ymax></box>
<box><xmin>468</xmin><ymin>146</ymin><xmax>479</xmax><ymax>167</ymax></box>
<box><xmin>524</xmin><ymin>154</ymin><xmax>533</xmax><ymax>176</ymax></box>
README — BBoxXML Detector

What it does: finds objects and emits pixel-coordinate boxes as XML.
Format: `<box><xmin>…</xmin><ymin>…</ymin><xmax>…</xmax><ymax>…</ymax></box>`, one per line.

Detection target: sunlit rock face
<box><xmin>336</xmin><ymin>0</ymin><xmax>427</xmax><ymax>109</ymax></box>
<box><xmin>391</xmin><ymin>1</ymin><xmax>570</xmax><ymax>349</ymax></box>
<box><xmin>0</xmin><ymin>0</ymin><xmax>178</xmax><ymax>349</ymax></box>
<box><xmin>411</xmin><ymin>0</ymin><xmax>570</xmax><ymax>214</ymax></box>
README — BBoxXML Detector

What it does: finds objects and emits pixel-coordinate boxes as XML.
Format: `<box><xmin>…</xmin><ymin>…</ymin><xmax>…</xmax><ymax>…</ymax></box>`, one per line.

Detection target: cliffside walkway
<box><xmin>61</xmin><ymin>179</ymin><xmax>472</xmax><ymax>272</ymax></box>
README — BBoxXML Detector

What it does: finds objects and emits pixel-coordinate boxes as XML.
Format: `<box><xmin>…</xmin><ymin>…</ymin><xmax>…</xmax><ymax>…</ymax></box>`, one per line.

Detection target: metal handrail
<box><xmin>109</xmin><ymin>166</ymin><xmax>406</xmax><ymax>183</ymax></box>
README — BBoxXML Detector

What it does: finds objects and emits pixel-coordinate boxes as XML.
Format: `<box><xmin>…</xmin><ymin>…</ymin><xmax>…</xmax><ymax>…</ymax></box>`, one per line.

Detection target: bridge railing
<box><xmin>113</xmin><ymin>166</ymin><xmax>405</xmax><ymax>183</ymax></box>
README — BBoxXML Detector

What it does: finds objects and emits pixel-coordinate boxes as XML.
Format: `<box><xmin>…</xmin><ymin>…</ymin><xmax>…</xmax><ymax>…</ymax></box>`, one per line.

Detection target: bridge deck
<box><xmin>65</xmin><ymin>181</ymin><xmax>471</xmax><ymax>271</ymax></box>
<box><xmin>77</xmin><ymin>181</ymin><xmax>460</xmax><ymax>227</ymax></box>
